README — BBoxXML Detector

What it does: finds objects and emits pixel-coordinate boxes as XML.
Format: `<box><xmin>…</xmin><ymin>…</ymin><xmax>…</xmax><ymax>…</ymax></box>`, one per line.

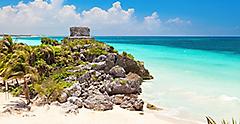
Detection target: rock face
<box><xmin>33</xmin><ymin>95</ymin><xmax>49</xmax><ymax>106</ymax></box>
<box><xmin>93</xmin><ymin>55</ymin><xmax>107</xmax><ymax>63</ymax></box>
<box><xmin>114</xmin><ymin>94</ymin><xmax>144</xmax><ymax>111</ymax></box>
<box><xmin>84</xmin><ymin>94</ymin><xmax>113</xmax><ymax>111</ymax></box>
<box><xmin>70</xmin><ymin>27</ymin><xmax>90</xmax><ymax>37</ymax></box>
<box><xmin>109</xmin><ymin>65</ymin><xmax>126</xmax><ymax>78</ymax></box>
<box><xmin>126</xmin><ymin>72</ymin><xmax>143</xmax><ymax>84</ymax></box>
<box><xmin>102</xmin><ymin>74</ymin><xmax>142</xmax><ymax>95</ymax></box>
<box><xmin>53</xmin><ymin>52</ymin><xmax>152</xmax><ymax>112</ymax></box>
<box><xmin>115</xmin><ymin>56</ymin><xmax>152</xmax><ymax>80</ymax></box>
<box><xmin>67</xmin><ymin>97</ymin><xmax>83</xmax><ymax>108</ymax></box>
<box><xmin>61</xmin><ymin>102</ymin><xmax>79</xmax><ymax>114</ymax></box>
<box><xmin>104</xmin><ymin>53</ymin><xmax>153</xmax><ymax>80</ymax></box>
<box><xmin>66</xmin><ymin>83</ymin><xmax>82</xmax><ymax>97</ymax></box>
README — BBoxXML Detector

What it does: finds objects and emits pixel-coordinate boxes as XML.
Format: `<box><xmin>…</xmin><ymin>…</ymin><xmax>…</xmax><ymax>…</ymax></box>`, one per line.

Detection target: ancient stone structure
<box><xmin>68</xmin><ymin>27</ymin><xmax>92</xmax><ymax>39</ymax></box>
<box><xmin>70</xmin><ymin>27</ymin><xmax>90</xmax><ymax>37</ymax></box>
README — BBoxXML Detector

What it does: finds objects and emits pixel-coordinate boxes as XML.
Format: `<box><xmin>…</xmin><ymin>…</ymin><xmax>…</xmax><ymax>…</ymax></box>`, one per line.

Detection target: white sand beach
<box><xmin>0</xmin><ymin>93</ymin><xmax>201</xmax><ymax>124</ymax></box>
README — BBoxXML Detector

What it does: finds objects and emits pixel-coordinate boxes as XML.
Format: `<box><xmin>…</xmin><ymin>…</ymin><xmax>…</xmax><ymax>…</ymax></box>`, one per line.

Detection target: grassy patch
<box><xmin>122</xmin><ymin>51</ymin><xmax>134</xmax><ymax>60</ymax></box>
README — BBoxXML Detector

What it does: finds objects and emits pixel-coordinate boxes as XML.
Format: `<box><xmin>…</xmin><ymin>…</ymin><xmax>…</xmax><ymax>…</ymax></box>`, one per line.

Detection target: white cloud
<box><xmin>142</xmin><ymin>12</ymin><xmax>161</xmax><ymax>32</ymax></box>
<box><xmin>81</xmin><ymin>2</ymin><xmax>134</xmax><ymax>26</ymax></box>
<box><xmin>144</xmin><ymin>12</ymin><xmax>161</xmax><ymax>25</ymax></box>
<box><xmin>166</xmin><ymin>17</ymin><xmax>191</xmax><ymax>25</ymax></box>
<box><xmin>0</xmin><ymin>0</ymin><xmax>191</xmax><ymax>35</ymax></box>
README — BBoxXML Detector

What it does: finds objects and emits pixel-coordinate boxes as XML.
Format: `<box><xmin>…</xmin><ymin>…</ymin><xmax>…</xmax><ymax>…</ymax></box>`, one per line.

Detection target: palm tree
<box><xmin>8</xmin><ymin>66</ymin><xmax>39</xmax><ymax>104</ymax></box>
<box><xmin>34</xmin><ymin>45</ymin><xmax>55</xmax><ymax>64</ymax></box>
<box><xmin>0</xmin><ymin>35</ymin><xmax>13</xmax><ymax>54</ymax></box>
<box><xmin>0</xmin><ymin>49</ymin><xmax>39</xmax><ymax>104</ymax></box>
<box><xmin>206</xmin><ymin>117</ymin><xmax>239</xmax><ymax>124</ymax></box>
<box><xmin>0</xmin><ymin>36</ymin><xmax>14</xmax><ymax>100</ymax></box>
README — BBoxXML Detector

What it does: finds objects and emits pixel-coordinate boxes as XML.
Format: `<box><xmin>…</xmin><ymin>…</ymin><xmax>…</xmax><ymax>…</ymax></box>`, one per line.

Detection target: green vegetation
<box><xmin>119</xmin><ymin>79</ymin><xmax>128</xmax><ymax>85</ymax></box>
<box><xmin>122</xmin><ymin>51</ymin><xmax>134</xmax><ymax>60</ymax></box>
<box><xmin>11</xmin><ymin>86</ymin><xmax>23</xmax><ymax>97</ymax></box>
<box><xmin>41</xmin><ymin>37</ymin><xmax>59</xmax><ymax>46</ymax></box>
<box><xmin>0</xmin><ymin>36</ymin><xmax>39</xmax><ymax>104</ymax></box>
<box><xmin>34</xmin><ymin>78</ymin><xmax>72</xmax><ymax>102</ymax></box>
<box><xmin>0</xmin><ymin>36</ymin><xmax>116</xmax><ymax>103</ymax></box>
<box><xmin>206</xmin><ymin>117</ymin><xmax>240</xmax><ymax>124</ymax></box>
<box><xmin>87</xmin><ymin>47</ymin><xmax>108</xmax><ymax>55</ymax></box>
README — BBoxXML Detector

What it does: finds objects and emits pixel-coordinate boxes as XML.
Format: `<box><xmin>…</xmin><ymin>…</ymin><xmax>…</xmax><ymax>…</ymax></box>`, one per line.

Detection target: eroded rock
<box><xmin>58</xmin><ymin>92</ymin><xmax>68</xmax><ymax>103</ymax></box>
<box><xmin>61</xmin><ymin>102</ymin><xmax>79</xmax><ymax>114</ymax></box>
<box><xmin>33</xmin><ymin>95</ymin><xmax>48</xmax><ymax>106</ymax></box>
<box><xmin>109</xmin><ymin>65</ymin><xmax>126</xmax><ymax>78</ymax></box>
<box><xmin>67</xmin><ymin>97</ymin><xmax>83</xmax><ymax>108</ymax></box>
<box><xmin>84</xmin><ymin>94</ymin><xmax>113</xmax><ymax>111</ymax></box>
<box><xmin>93</xmin><ymin>55</ymin><xmax>107</xmax><ymax>63</ymax></box>
<box><xmin>119</xmin><ymin>95</ymin><xmax>144</xmax><ymax>111</ymax></box>
<box><xmin>102</xmin><ymin>78</ymin><xmax>141</xmax><ymax>95</ymax></box>
<box><xmin>146</xmin><ymin>103</ymin><xmax>162</xmax><ymax>111</ymax></box>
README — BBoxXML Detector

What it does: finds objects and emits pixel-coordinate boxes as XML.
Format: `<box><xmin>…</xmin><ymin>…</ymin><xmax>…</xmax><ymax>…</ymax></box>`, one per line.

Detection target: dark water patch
<box><xmin>95</xmin><ymin>36</ymin><xmax>240</xmax><ymax>54</ymax></box>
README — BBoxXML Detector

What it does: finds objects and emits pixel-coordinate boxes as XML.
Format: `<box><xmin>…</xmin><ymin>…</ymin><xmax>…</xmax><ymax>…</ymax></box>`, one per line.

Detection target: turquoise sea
<box><xmin>12</xmin><ymin>36</ymin><xmax>240</xmax><ymax>123</ymax></box>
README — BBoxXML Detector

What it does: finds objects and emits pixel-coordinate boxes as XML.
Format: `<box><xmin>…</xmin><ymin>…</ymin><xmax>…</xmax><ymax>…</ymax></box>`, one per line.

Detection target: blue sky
<box><xmin>0</xmin><ymin>0</ymin><xmax>240</xmax><ymax>35</ymax></box>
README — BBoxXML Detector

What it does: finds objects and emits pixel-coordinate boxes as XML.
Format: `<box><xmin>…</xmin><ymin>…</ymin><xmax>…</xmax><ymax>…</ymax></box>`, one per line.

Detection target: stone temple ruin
<box><xmin>68</xmin><ymin>27</ymin><xmax>92</xmax><ymax>39</ymax></box>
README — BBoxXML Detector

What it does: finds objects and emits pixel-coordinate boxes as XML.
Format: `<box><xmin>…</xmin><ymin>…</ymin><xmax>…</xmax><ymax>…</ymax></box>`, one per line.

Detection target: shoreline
<box><xmin>0</xmin><ymin>93</ymin><xmax>201</xmax><ymax>124</ymax></box>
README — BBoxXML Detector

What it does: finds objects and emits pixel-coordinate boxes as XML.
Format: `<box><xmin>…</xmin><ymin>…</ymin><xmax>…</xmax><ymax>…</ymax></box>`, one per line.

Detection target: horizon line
<box><xmin>1</xmin><ymin>34</ymin><xmax>240</xmax><ymax>37</ymax></box>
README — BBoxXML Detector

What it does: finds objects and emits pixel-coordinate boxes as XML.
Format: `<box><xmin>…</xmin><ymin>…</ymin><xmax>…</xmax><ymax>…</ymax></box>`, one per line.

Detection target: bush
<box><xmin>87</xmin><ymin>47</ymin><xmax>108</xmax><ymax>56</ymax></box>
<box><xmin>34</xmin><ymin>78</ymin><xmax>72</xmax><ymax>102</ymax></box>
<box><xmin>11</xmin><ymin>87</ymin><xmax>23</xmax><ymax>97</ymax></box>
<box><xmin>122</xmin><ymin>51</ymin><xmax>134</xmax><ymax>60</ymax></box>
<box><xmin>41</xmin><ymin>37</ymin><xmax>59</xmax><ymax>46</ymax></box>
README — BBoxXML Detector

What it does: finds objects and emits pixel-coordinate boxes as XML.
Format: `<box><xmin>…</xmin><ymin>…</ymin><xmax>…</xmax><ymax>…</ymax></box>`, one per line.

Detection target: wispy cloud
<box><xmin>166</xmin><ymin>17</ymin><xmax>191</xmax><ymax>25</ymax></box>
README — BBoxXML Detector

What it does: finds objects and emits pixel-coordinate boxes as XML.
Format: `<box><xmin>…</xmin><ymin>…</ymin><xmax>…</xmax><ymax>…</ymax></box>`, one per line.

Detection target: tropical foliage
<box><xmin>206</xmin><ymin>116</ymin><xmax>240</xmax><ymax>124</ymax></box>
<box><xmin>0</xmin><ymin>36</ymin><xmax>117</xmax><ymax>104</ymax></box>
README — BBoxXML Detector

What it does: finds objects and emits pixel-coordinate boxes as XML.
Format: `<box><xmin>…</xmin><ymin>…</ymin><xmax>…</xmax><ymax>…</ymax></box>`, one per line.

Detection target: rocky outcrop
<box><xmin>30</xmin><ymin>53</ymin><xmax>151</xmax><ymax>112</ymax></box>
<box><xmin>112</xmin><ymin>94</ymin><xmax>144</xmax><ymax>111</ymax></box>
<box><xmin>104</xmin><ymin>53</ymin><xmax>153</xmax><ymax>80</ymax></box>
<box><xmin>52</xmin><ymin>57</ymin><xmax>150</xmax><ymax>111</ymax></box>
<box><xmin>115</xmin><ymin>56</ymin><xmax>153</xmax><ymax>80</ymax></box>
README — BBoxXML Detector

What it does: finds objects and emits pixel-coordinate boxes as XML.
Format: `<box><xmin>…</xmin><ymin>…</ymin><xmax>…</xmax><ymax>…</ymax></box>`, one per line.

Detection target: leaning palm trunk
<box><xmin>4</xmin><ymin>80</ymin><xmax>9</xmax><ymax>100</ymax></box>
<box><xmin>23</xmin><ymin>78</ymin><xmax>30</xmax><ymax>105</ymax></box>
<box><xmin>207</xmin><ymin>116</ymin><xmax>217</xmax><ymax>124</ymax></box>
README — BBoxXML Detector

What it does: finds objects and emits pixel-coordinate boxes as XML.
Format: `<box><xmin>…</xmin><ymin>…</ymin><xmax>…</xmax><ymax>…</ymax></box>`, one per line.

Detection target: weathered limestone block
<box><xmin>70</xmin><ymin>27</ymin><xmax>90</xmax><ymax>37</ymax></box>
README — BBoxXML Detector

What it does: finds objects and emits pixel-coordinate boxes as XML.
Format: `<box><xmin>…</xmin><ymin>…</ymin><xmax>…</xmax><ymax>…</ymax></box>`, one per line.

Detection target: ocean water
<box><xmin>13</xmin><ymin>36</ymin><xmax>240</xmax><ymax>123</ymax></box>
